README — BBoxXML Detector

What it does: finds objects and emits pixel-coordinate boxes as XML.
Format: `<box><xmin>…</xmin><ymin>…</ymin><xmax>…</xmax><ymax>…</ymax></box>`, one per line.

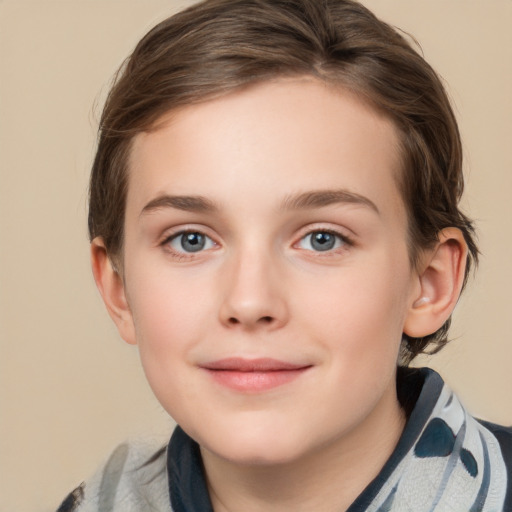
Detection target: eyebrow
<box><xmin>281</xmin><ymin>189</ymin><xmax>379</xmax><ymax>214</ymax></box>
<box><xmin>140</xmin><ymin>195</ymin><xmax>219</xmax><ymax>216</ymax></box>
<box><xmin>140</xmin><ymin>189</ymin><xmax>379</xmax><ymax>217</ymax></box>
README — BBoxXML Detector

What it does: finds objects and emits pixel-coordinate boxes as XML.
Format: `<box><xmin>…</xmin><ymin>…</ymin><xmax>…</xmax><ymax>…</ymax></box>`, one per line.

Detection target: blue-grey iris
<box><xmin>311</xmin><ymin>232</ymin><xmax>336</xmax><ymax>251</ymax></box>
<box><xmin>181</xmin><ymin>232</ymin><xmax>206</xmax><ymax>252</ymax></box>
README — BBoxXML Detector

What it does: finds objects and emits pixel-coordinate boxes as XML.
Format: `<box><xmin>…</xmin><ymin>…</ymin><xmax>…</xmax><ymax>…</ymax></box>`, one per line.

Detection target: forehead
<box><xmin>127</xmin><ymin>78</ymin><xmax>404</xmax><ymax>221</ymax></box>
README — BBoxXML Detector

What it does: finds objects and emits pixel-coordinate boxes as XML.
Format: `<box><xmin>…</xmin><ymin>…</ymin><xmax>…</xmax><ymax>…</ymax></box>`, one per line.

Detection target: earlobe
<box><xmin>90</xmin><ymin>238</ymin><xmax>137</xmax><ymax>345</ymax></box>
<box><xmin>404</xmin><ymin>228</ymin><xmax>468</xmax><ymax>338</ymax></box>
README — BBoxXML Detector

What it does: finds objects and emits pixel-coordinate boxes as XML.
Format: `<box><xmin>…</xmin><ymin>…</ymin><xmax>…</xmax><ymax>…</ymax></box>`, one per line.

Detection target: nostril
<box><xmin>227</xmin><ymin>316</ymin><xmax>273</xmax><ymax>325</ymax></box>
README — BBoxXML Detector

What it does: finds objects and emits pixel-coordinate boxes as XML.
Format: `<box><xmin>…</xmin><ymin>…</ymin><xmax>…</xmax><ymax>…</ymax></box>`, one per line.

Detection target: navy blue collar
<box><xmin>167</xmin><ymin>425</ymin><xmax>214</xmax><ymax>512</ymax></box>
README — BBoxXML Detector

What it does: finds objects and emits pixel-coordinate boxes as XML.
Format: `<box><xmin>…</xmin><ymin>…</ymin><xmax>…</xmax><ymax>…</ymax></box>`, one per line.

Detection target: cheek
<box><xmin>126</xmin><ymin>273</ymin><xmax>215</xmax><ymax>418</ymax></box>
<box><xmin>294</xmin><ymin>258</ymin><xmax>411</xmax><ymax>357</ymax></box>
<box><xmin>127</xmin><ymin>269</ymin><xmax>215</xmax><ymax>365</ymax></box>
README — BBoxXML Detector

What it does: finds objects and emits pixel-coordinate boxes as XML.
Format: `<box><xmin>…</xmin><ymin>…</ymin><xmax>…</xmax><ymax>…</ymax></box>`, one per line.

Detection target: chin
<box><xmin>213</xmin><ymin>443</ymin><xmax>302</xmax><ymax>467</ymax></box>
<box><xmin>199</xmin><ymin>423</ymin><xmax>313</xmax><ymax>467</ymax></box>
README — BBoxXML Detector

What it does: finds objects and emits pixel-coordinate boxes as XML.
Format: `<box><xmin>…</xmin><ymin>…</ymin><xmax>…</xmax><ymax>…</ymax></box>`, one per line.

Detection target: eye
<box><xmin>297</xmin><ymin>230</ymin><xmax>347</xmax><ymax>252</ymax></box>
<box><xmin>167</xmin><ymin>231</ymin><xmax>216</xmax><ymax>253</ymax></box>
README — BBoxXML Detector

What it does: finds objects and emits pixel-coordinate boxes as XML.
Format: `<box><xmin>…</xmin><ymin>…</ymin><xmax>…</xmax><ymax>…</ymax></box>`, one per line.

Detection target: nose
<box><xmin>218</xmin><ymin>248</ymin><xmax>289</xmax><ymax>331</ymax></box>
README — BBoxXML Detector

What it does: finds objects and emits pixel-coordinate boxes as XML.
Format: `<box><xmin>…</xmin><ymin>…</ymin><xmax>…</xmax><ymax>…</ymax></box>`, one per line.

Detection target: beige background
<box><xmin>0</xmin><ymin>1</ymin><xmax>510</xmax><ymax>510</ymax></box>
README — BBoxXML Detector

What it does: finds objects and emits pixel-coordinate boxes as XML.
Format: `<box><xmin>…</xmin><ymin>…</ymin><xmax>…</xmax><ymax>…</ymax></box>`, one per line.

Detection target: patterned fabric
<box><xmin>57</xmin><ymin>368</ymin><xmax>511</xmax><ymax>511</ymax></box>
<box><xmin>56</xmin><ymin>441</ymin><xmax>170</xmax><ymax>512</ymax></box>
<box><xmin>348</xmin><ymin>374</ymin><xmax>508</xmax><ymax>511</ymax></box>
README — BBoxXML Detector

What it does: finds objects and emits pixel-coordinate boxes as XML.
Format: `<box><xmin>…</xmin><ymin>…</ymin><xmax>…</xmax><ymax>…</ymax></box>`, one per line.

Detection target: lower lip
<box><xmin>204</xmin><ymin>368</ymin><xmax>310</xmax><ymax>392</ymax></box>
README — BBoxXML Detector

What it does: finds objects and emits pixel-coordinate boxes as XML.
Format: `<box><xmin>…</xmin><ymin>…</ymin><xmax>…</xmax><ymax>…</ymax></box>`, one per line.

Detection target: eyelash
<box><xmin>160</xmin><ymin>227</ymin><xmax>354</xmax><ymax>260</ymax></box>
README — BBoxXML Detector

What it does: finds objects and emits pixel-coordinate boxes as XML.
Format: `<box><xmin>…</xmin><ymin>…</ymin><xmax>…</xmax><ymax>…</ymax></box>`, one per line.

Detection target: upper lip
<box><xmin>200</xmin><ymin>358</ymin><xmax>311</xmax><ymax>372</ymax></box>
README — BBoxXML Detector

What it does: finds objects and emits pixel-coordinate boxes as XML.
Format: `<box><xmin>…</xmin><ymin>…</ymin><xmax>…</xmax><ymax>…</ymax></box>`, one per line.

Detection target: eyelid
<box><xmin>160</xmin><ymin>224</ymin><xmax>216</xmax><ymax>243</ymax></box>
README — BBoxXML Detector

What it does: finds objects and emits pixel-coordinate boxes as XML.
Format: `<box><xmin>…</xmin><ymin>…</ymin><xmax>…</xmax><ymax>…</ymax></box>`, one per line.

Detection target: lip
<box><xmin>200</xmin><ymin>358</ymin><xmax>312</xmax><ymax>392</ymax></box>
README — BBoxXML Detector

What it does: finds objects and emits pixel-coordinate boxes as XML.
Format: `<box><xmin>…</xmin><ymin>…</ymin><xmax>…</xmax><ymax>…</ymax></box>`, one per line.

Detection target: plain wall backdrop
<box><xmin>0</xmin><ymin>1</ymin><xmax>511</xmax><ymax>510</ymax></box>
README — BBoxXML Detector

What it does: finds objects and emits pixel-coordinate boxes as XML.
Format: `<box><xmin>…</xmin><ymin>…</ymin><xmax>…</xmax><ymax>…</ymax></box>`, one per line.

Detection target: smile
<box><xmin>200</xmin><ymin>358</ymin><xmax>312</xmax><ymax>392</ymax></box>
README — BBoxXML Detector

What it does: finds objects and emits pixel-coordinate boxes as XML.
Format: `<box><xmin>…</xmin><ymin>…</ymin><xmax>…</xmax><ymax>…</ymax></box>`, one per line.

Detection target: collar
<box><xmin>166</xmin><ymin>368</ymin><xmax>508</xmax><ymax>511</ymax></box>
<box><xmin>167</xmin><ymin>425</ymin><xmax>214</xmax><ymax>512</ymax></box>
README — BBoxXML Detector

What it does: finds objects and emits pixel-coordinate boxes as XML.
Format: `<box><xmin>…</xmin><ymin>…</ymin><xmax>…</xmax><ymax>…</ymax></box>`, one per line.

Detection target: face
<box><xmin>120</xmin><ymin>79</ymin><xmax>421</xmax><ymax>466</ymax></box>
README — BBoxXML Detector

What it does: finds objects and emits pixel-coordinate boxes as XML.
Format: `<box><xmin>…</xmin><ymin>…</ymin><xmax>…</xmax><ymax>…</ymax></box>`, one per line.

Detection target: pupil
<box><xmin>311</xmin><ymin>232</ymin><xmax>335</xmax><ymax>251</ymax></box>
<box><xmin>182</xmin><ymin>233</ymin><xmax>205</xmax><ymax>252</ymax></box>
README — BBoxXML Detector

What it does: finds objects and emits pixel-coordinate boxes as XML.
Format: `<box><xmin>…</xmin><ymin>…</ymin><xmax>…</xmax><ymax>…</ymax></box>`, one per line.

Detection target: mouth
<box><xmin>200</xmin><ymin>358</ymin><xmax>312</xmax><ymax>392</ymax></box>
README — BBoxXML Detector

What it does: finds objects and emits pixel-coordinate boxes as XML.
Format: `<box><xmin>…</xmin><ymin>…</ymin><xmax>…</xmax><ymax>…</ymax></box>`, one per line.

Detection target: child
<box><xmin>58</xmin><ymin>0</ymin><xmax>511</xmax><ymax>510</ymax></box>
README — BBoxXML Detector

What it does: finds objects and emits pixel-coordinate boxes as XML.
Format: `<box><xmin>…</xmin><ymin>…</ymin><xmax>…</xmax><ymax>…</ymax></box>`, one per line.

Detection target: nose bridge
<box><xmin>219</xmin><ymin>241</ymin><xmax>287</xmax><ymax>329</ymax></box>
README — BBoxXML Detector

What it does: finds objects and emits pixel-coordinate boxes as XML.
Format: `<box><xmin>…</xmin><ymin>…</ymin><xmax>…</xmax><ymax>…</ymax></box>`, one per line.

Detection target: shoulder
<box><xmin>478</xmin><ymin>419</ymin><xmax>512</xmax><ymax>457</ymax></box>
<box><xmin>56</xmin><ymin>440</ymin><xmax>170</xmax><ymax>512</ymax></box>
<box><xmin>478</xmin><ymin>419</ymin><xmax>512</xmax><ymax>511</ymax></box>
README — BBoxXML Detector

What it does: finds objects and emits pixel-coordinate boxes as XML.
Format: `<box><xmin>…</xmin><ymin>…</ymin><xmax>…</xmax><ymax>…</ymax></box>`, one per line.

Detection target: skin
<box><xmin>92</xmin><ymin>78</ymin><xmax>467</xmax><ymax>511</ymax></box>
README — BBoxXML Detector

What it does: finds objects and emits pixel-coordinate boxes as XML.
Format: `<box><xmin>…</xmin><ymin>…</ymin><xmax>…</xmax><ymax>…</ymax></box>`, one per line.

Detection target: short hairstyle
<box><xmin>88</xmin><ymin>0</ymin><xmax>478</xmax><ymax>364</ymax></box>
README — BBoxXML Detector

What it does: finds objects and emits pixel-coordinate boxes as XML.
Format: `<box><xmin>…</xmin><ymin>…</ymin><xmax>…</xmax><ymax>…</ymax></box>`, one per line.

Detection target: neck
<box><xmin>201</xmin><ymin>388</ymin><xmax>406</xmax><ymax>512</ymax></box>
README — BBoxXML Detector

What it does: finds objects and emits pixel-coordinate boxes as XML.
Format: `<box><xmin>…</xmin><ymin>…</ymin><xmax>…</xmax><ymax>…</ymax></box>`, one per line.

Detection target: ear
<box><xmin>403</xmin><ymin>228</ymin><xmax>468</xmax><ymax>338</ymax></box>
<box><xmin>90</xmin><ymin>237</ymin><xmax>137</xmax><ymax>345</ymax></box>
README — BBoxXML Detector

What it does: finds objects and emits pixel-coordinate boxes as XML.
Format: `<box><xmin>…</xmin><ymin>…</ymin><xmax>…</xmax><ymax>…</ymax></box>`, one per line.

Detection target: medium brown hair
<box><xmin>88</xmin><ymin>0</ymin><xmax>478</xmax><ymax>363</ymax></box>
